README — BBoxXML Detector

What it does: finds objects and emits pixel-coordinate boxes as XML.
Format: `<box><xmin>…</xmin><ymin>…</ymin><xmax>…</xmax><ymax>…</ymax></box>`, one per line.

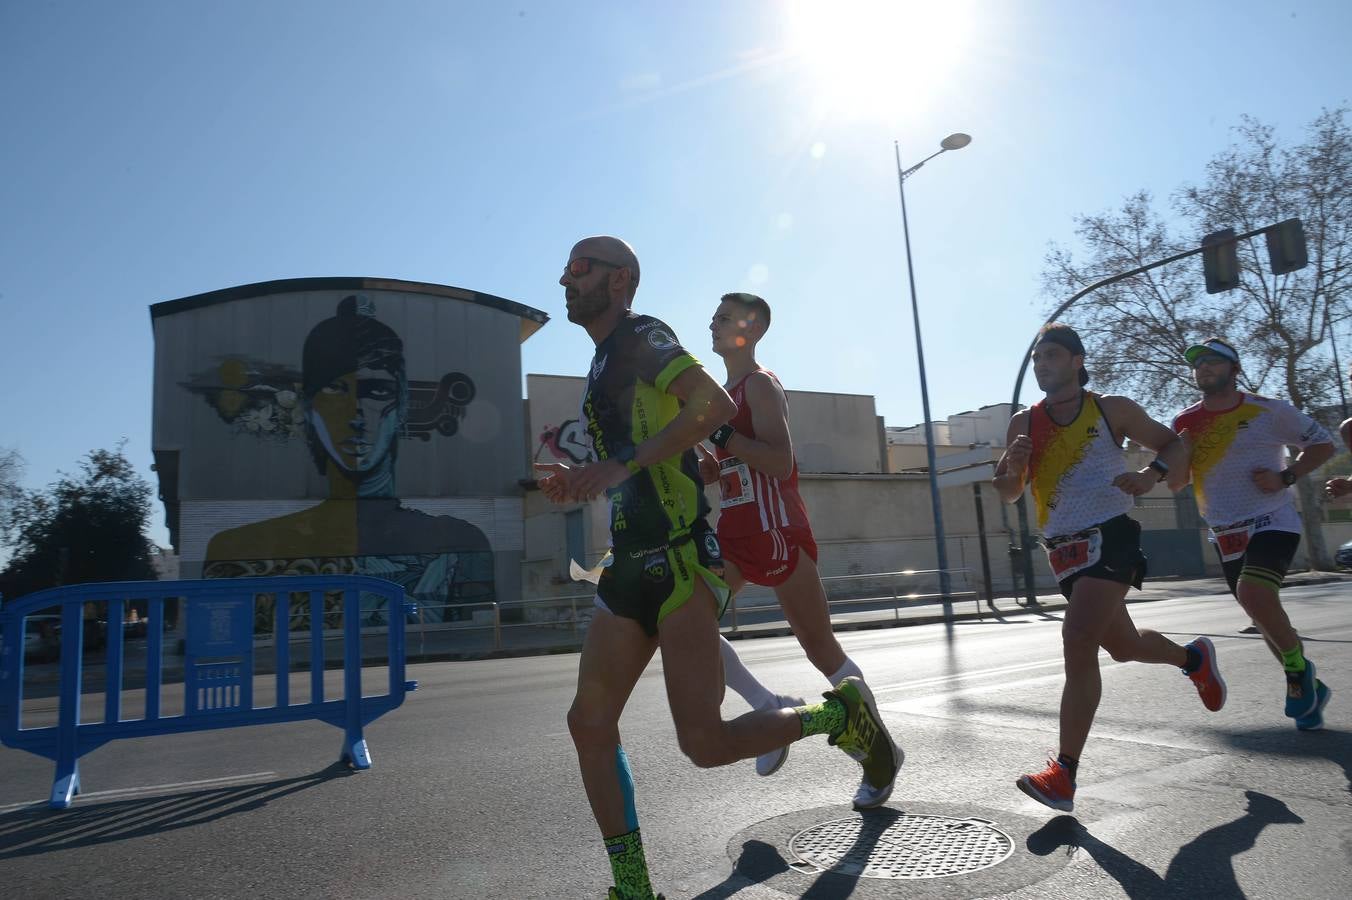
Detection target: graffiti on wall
<box><xmin>194</xmin><ymin>294</ymin><xmax>494</xmax><ymax>624</ymax></box>
<box><xmin>184</xmin><ymin>366</ymin><xmax>475</xmax><ymax>441</ymax></box>
<box><xmin>534</xmin><ymin>419</ymin><xmax>596</xmax><ymax>465</ymax></box>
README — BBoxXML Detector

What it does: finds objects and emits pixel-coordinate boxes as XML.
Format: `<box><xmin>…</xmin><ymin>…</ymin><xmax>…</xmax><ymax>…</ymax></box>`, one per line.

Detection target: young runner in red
<box><xmin>701</xmin><ymin>292</ymin><xmax>901</xmax><ymax>809</ymax></box>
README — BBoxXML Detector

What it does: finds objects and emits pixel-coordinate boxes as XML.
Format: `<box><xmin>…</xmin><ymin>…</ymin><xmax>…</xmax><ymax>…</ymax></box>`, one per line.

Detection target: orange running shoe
<box><xmin>1185</xmin><ymin>636</ymin><xmax>1227</xmax><ymax>712</ymax></box>
<box><xmin>1017</xmin><ymin>756</ymin><xmax>1075</xmax><ymax>812</ymax></box>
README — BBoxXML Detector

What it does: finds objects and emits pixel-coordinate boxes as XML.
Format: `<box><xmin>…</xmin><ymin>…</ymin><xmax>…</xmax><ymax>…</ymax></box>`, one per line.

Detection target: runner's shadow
<box><xmin>1027</xmin><ymin>791</ymin><xmax>1302</xmax><ymax>899</ymax></box>
<box><xmin>699</xmin><ymin>808</ymin><xmax>899</xmax><ymax>900</ymax></box>
<box><xmin>687</xmin><ymin>839</ymin><xmax>789</xmax><ymax>899</ymax></box>
<box><xmin>1217</xmin><ymin>724</ymin><xmax>1352</xmax><ymax>795</ymax></box>
<box><xmin>0</xmin><ymin>763</ymin><xmax>352</xmax><ymax>858</ymax></box>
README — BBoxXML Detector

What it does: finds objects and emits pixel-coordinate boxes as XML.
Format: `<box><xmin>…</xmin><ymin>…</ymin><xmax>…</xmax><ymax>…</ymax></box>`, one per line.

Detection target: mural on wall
<box><xmin>194</xmin><ymin>294</ymin><xmax>494</xmax><ymax>626</ymax></box>
<box><xmin>534</xmin><ymin>419</ymin><xmax>597</xmax><ymax>465</ymax></box>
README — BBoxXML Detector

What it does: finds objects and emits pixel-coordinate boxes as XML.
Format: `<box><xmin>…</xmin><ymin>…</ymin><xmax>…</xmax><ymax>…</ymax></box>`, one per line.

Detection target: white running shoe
<box><xmin>755</xmin><ymin>694</ymin><xmax>805</xmax><ymax>776</ymax></box>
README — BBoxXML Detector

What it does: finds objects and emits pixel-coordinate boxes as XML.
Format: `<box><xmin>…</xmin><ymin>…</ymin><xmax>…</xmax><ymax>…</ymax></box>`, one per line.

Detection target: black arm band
<box><xmin>709</xmin><ymin>424</ymin><xmax>735</xmax><ymax>449</ymax></box>
<box><xmin>1148</xmin><ymin>458</ymin><xmax>1169</xmax><ymax>481</ymax></box>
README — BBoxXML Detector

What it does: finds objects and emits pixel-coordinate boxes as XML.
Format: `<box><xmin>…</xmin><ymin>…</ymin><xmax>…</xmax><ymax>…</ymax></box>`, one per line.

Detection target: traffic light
<box><xmin>1202</xmin><ymin>228</ymin><xmax>1240</xmax><ymax>294</ymax></box>
<box><xmin>1266</xmin><ymin>217</ymin><xmax>1309</xmax><ymax>275</ymax></box>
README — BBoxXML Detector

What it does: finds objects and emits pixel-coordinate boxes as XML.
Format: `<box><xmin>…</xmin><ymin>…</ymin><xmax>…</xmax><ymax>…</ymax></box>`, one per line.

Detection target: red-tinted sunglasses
<box><xmin>565</xmin><ymin>257</ymin><xmax>623</xmax><ymax>278</ymax></box>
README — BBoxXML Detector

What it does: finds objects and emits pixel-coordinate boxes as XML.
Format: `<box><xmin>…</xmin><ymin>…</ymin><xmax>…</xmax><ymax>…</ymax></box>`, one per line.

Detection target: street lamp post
<box><xmin>895</xmin><ymin>132</ymin><xmax>971</xmax><ymax>603</ymax></box>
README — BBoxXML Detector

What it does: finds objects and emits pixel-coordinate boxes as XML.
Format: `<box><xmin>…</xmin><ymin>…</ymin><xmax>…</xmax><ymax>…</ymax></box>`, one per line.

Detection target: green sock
<box><xmin>797</xmin><ymin>696</ymin><xmax>847</xmax><ymax>739</ymax></box>
<box><xmin>604</xmin><ymin>828</ymin><xmax>654</xmax><ymax>900</ymax></box>
<box><xmin>1280</xmin><ymin>645</ymin><xmax>1306</xmax><ymax>673</ymax></box>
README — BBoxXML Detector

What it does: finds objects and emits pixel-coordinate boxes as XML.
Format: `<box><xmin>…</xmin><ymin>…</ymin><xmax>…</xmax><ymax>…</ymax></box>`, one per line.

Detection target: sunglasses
<box><xmin>1191</xmin><ymin>353</ymin><xmax>1234</xmax><ymax>369</ymax></box>
<box><xmin>565</xmin><ymin>257</ymin><xmax>624</xmax><ymax>278</ymax></box>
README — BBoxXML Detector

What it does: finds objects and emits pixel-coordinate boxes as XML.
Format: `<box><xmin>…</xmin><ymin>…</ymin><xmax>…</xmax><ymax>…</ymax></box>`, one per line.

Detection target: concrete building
<box><xmin>150</xmin><ymin>277</ymin><xmax>547</xmax><ymax>622</ymax></box>
<box><xmin>523</xmin><ymin>377</ymin><xmax>1025</xmax><ymax>603</ymax></box>
<box><xmin>150</xmin><ymin>289</ymin><xmax>1349</xmax><ymax>613</ymax></box>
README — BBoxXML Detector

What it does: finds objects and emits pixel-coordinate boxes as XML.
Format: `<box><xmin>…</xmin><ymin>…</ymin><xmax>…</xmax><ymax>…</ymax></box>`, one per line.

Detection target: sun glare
<box><xmin>784</xmin><ymin>0</ymin><xmax>976</xmax><ymax>120</ymax></box>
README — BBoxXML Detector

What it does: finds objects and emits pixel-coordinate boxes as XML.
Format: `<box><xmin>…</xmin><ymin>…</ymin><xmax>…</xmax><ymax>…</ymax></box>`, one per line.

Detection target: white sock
<box><xmin>720</xmin><ymin>636</ymin><xmax>777</xmax><ymax>709</ymax></box>
<box><xmin>827</xmin><ymin>657</ymin><xmax>864</xmax><ymax>687</ymax></box>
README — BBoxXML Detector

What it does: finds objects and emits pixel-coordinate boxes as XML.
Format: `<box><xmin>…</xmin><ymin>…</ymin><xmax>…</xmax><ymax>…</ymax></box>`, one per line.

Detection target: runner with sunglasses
<box><xmin>1172</xmin><ymin>338</ymin><xmax>1335</xmax><ymax>730</ymax></box>
<box><xmin>993</xmin><ymin>324</ymin><xmax>1225</xmax><ymax>812</ymax></box>
<box><xmin>698</xmin><ymin>292</ymin><xmax>900</xmax><ymax>808</ymax></box>
<box><xmin>537</xmin><ymin>236</ymin><xmax>901</xmax><ymax>900</ymax></box>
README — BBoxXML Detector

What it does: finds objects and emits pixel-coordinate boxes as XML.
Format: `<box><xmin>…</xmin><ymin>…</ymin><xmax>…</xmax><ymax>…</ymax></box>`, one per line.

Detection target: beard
<box><xmin>566</xmin><ymin>281</ymin><xmax>611</xmax><ymax>325</ymax></box>
<box><xmin>1199</xmin><ymin>377</ymin><xmax>1232</xmax><ymax>395</ymax></box>
<box><xmin>1197</xmin><ymin>369</ymin><xmax>1236</xmax><ymax>396</ymax></box>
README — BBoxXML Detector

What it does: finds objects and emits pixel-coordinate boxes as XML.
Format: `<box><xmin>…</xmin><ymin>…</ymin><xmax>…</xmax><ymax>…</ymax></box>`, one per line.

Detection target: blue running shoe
<box><xmin>1296</xmin><ymin>681</ymin><xmax>1332</xmax><ymax>731</ymax></box>
<box><xmin>1285</xmin><ymin>660</ymin><xmax>1319</xmax><ymax>719</ymax></box>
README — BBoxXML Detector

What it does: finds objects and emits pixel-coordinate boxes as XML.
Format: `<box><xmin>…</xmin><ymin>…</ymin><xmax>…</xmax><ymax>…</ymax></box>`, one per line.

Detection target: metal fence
<box><xmin>401</xmin><ymin>566</ymin><xmax>980</xmax><ymax>656</ymax></box>
<box><xmin>0</xmin><ymin>575</ymin><xmax>417</xmax><ymax>809</ymax></box>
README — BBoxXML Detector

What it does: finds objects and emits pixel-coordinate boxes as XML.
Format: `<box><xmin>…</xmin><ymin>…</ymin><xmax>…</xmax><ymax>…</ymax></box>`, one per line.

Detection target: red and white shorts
<box><xmin>719</xmin><ymin>526</ymin><xmax>818</xmax><ymax>587</ymax></box>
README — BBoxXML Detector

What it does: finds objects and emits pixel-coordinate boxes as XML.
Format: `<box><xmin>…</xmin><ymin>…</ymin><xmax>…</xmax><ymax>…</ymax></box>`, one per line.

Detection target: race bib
<box><xmin>718</xmin><ymin>457</ymin><xmax>755</xmax><ymax>508</ymax></box>
<box><xmin>1212</xmin><ymin>518</ymin><xmax>1258</xmax><ymax>562</ymax></box>
<box><xmin>1044</xmin><ymin>528</ymin><xmax>1103</xmax><ymax>581</ymax></box>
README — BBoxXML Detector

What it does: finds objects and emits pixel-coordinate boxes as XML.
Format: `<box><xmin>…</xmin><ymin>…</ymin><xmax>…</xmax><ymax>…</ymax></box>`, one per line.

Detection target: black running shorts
<box><xmin>596</xmin><ymin>520</ymin><xmax>729</xmax><ymax>637</ymax></box>
<box><xmin>1045</xmin><ymin>514</ymin><xmax>1147</xmax><ymax>599</ymax></box>
<box><xmin>1218</xmin><ymin>528</ymin><xmax>1301</xmax><ymax>596</ymax></box>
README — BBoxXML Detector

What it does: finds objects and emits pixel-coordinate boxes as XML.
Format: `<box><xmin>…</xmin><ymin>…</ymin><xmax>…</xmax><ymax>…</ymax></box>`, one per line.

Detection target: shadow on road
<box><xmin>1026</xmin><ymin>790</ymin><xmax>1303</xmax><ymax>898</ymax></box>
<box><xmin>1217</xmin><ymin>723</ymin><xmax>1352</xmax><ymax>795</ymax></box>
<box><xmin>688</xmin><ymin>839</ymin><xmax>790</xmax><ymax>899</ymax></box>
<box><xmin>697</xmin><ymin>808</ymin><xmax>901</xmax><ymax>899</ymax></box>
<box><xmin>0</xmin><ymin>762</ymin><xmax>352</xmax><ymax>859</ymax></box>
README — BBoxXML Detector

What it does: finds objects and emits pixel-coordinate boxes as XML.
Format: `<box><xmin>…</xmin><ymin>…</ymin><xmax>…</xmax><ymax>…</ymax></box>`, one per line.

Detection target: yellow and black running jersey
<box><xmin>582</xmin><ymin>312</ymin><xmax>710</xmax><ymax>548</ymax></box>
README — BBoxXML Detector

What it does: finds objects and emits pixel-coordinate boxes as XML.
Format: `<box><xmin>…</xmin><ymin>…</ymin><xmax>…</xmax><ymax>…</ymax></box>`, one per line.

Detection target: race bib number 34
<box><xmin>1045</xmin><ymin>529</ymin><xmax>1103</xmax><ymax>580</ymax></box>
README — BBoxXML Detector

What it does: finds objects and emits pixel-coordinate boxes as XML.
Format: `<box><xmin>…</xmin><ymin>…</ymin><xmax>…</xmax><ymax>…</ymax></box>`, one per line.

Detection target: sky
<box><xmin>2</xmin><ymin>0</ymin><xmax>1350</xmax><ymax>551</ymax></box>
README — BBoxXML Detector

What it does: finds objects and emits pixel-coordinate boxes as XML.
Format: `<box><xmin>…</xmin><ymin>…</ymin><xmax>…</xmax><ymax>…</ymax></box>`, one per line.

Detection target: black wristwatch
<box><xmin>1147</xmin><ymin>458</ymin><xmax>1169</xmax><ymax>482</ymax></box>
<box><xmin>1280</xmin><ymin>468</ymin><xmax>1298</xmax><ymax>487</ymax></box>
<box><xmin>614</xmin><ymin>444</ymin><xmax>641</xmax><ymax>475</ymax></box>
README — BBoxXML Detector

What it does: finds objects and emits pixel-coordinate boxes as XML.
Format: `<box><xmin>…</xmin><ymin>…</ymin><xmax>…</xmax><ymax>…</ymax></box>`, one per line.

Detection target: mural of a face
<box><xmin>308</xmin><ymin>366</ymin><xmax>403</xmax><ymax>474</ymax></box>
<box><xmin>302</xmin><ymin>294</ymin><xmax>408</xmax><ymax>487</ymax></box>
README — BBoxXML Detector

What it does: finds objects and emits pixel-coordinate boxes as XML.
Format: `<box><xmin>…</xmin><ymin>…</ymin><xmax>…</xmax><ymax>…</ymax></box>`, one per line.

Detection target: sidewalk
<box><xmin>721</xmin><ymin>570</ymin><xmax>1352</xmax><ymax>642</ymax></box>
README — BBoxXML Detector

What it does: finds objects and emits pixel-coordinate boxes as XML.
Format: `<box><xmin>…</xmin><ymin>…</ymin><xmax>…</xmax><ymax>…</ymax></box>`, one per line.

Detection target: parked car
<box><xmin>23</xmin><ymin>614</ymin><xmax>63</xmax><ymax>662</ymax></box>
<box><xmin>1337</xmin><ymin>539</ymin><xmax>1352</xmax><ymax>570</ymax></box>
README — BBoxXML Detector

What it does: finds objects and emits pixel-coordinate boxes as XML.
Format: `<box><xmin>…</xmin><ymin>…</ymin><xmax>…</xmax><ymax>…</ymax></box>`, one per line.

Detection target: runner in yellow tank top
<box><xmin>992</xmin><ymin>324</ymin><xmax>1224</xmax><ymax>813</ymax></box>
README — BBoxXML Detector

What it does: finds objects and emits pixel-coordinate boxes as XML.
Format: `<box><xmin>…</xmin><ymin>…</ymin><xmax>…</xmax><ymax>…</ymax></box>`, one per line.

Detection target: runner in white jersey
<box><xmin>993</xmin><ymin>324</ymin><xmax>1225</xmax><ymax>812</ymax></box>
<box><xmin>1172</xmin><ymin>338</ymin><xmax>1336</xmax><ymax>730</ymax></box>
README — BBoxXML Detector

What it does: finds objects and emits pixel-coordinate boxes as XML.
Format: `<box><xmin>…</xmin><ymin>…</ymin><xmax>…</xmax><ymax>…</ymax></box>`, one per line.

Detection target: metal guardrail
<box><xmin>0</xmin><ymin>575</ymin><xmax>417</xmax><ymax>809</ymax></box>
<box><xmin>726</xmin><ymin>567</ymin><xmax>981</xmax><ymax>631</ymax></box>
<box><xmin>419</xmin><ymin>567</ymin><xmax>980</xmax><ymax>651</ymax></box>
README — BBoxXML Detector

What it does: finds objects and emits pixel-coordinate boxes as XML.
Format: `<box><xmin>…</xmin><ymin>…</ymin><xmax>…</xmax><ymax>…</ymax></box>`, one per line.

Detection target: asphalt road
<box><xmin>2</xmin><ymin>583</ymin><xmax>1349</xmax><ymax>899</ymax></box>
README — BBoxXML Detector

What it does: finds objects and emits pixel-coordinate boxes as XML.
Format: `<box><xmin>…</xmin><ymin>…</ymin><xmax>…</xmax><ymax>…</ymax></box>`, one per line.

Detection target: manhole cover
<box><xmin>789</xmin><ymin>814</ymin><xmax>1014</xmax><ymax>880</ymax></box>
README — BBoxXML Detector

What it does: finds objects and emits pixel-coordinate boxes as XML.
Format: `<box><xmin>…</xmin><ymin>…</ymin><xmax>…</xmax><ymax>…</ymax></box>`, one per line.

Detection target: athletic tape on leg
<box><xmin>615</xmin><ymin>745</ymin><xmax>639</xmax><ymax>833</ymax></box>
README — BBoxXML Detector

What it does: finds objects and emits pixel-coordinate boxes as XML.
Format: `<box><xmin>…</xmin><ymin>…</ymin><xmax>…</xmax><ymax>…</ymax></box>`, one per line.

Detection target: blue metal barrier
<box><xmin>0</xmin><ymin>575</ymin><xmax>418</xmax><ymax>809</ymax></box>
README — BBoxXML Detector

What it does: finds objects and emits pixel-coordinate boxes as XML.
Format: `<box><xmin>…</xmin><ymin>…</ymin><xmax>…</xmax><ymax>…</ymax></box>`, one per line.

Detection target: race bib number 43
<box><xmin>718</xmin><ymin>457</ymin><xmax>755</xmax><ymax>508</ymax></box>
<box><xmin>1045</xmin><ymin>529</ymin><xmax>1103</xmax><ymax>581</ymax></box>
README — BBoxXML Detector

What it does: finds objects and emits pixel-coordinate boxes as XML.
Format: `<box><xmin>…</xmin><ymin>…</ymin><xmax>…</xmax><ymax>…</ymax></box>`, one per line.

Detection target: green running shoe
<box><xmin>607</xmin><ymin>888</ymin><xmax>663</xmax><ymax>900</ymax></box>
<box><xmin>825</xmin><ymin>676</ymin><xmax>903</xmax><ymax>808</ymax></box>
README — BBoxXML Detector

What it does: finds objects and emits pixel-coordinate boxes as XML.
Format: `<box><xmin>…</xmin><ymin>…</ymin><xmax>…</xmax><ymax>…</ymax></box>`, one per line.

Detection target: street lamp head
<box><xmin>940</xmin><ymin>132</ymin><xmax>972</xmax><ymax>151</ymax></box>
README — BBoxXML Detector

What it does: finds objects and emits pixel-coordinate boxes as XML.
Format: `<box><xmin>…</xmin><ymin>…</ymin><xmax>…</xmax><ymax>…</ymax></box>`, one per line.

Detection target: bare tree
<box><xmin>1043</xmin><ymin>108</ymin><xmax>1352</xmax><ymax>568</ymax></box>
